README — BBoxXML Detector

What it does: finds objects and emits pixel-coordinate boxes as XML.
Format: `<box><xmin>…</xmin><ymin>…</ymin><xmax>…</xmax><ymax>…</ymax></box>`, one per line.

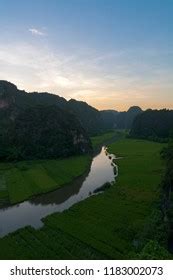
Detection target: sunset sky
<box><xmin>0</xmin><ymin>0</ymin><xmax>173</xmax><ymax>111</ymax></box>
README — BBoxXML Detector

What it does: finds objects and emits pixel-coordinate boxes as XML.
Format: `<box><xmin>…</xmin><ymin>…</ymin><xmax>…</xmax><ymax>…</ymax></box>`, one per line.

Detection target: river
<box><xmin>0</xmin><ymin>146</ymin><xmax>117</xmax><ymax>237</ymax></box>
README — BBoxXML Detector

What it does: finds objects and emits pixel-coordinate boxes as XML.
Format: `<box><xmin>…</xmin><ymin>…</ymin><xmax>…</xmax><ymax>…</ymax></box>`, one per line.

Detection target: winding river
<box><xmin>0</xmin><ymin>146</ymin><xmax>117</xmax><ymax>237</ymax></box>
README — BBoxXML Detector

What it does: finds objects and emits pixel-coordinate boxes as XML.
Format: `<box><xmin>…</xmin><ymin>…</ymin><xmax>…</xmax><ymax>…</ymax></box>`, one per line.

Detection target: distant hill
<box><xmin>100</xmin><ymin>106</ymin><xmax>143</xmax><ymax>130</ymax></box>
<box><xmin>0</xmin><ymin>81</ymin><xmax>143</xmax><ymax>137</ymax></box>
<box><xmin>130</xmin><ymin>109</ymin><xmax>173</xmax><ymax>141</ymax></box>
<box><xmin>0</xmin><ymin>80</ymin><xmax>92</xmax><ymax>160</ymax></box>
<box><xmin>0</xmin><ymin>80</ymin><xmax>148</xmax><ymax>160</ymax></box>
<box><xmin>68</xmin><ymin>99</ymin><xmax>103</xmax><ymax>135</ymax></box>
<box><xmin>0</xmin><ymin>81</ymin><xmax>104</xmax><ymax>136</ymax></box>
<box><xmin>0</xmin><ymin>80</ymin><xmax>67</xmax><ymax>109</ymax></box>
<box><xmin>100</xmin><ymin>110</ymin><xmax>119</xmax><ymax>130</ymax></box>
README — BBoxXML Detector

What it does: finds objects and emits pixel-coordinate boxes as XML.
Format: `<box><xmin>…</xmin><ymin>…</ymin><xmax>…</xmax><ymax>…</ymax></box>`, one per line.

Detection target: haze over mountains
<box><xmin>0</xmin><ymin>80</ymin><xmax>172</xmax><ymax>160</ymax></box>
<box><xmin>0</xmin><ymin>80</ymin><xmax>143</xmax><ymax>133</ymax></box>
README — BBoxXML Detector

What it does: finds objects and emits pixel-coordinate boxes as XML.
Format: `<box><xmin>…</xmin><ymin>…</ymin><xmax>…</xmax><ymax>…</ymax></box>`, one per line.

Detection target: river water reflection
<box><xmin>0</xmin><ymin>146</ymin><xmax>117</xmax><ymax>237</ymax></box>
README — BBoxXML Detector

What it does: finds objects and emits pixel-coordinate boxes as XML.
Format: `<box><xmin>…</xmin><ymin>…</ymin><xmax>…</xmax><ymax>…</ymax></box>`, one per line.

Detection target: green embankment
<box><xmin>0</xmin><ymin>139</ymin><xmax>169</xmax><ymax>259</ymax></box>
<box><xmin>0</xmin><ymin>156</ymin><xmax>90</xmax><ymax>205</ymax></box>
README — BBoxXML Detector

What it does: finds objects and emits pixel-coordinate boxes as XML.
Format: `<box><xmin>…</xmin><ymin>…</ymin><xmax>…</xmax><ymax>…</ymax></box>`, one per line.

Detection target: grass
<box><xmin>91</xmin><ymin>129</ymin><xmax>126</xmax><ymax>148</ymax></box>
<box><xmin>0</xmin><ymin>226</ymin><xmax>107</xmax><ymax>260</ymax></box>
<box><xmin>0</xmin><ymin>130</ymin><xmax>125</xmax><ymax>205</ymax></box>
<box><xmin>0</xmin><ymin>155</ymin><xmax>90</xmax><ymax>205</ymax></box>
<box><xmin>0</xmin><ymin>172</ymin><xmax>9</xmax><ymax>205</ymax></box>
<box><xmin>0</xmin><ymin>139</ymin><xmax>167</xmax><ymax>259</ymax></box>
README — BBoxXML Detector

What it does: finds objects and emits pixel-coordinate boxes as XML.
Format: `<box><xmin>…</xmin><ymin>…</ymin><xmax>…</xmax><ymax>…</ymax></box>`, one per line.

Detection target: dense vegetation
<box><xmin>0</xmin><ymin>81</ymin><xmax>92</xmax><ymax>160</ymax></box>
<box><xmin>100</xmin><ymin>110</ymin><xmax>119</xmax><ymax>129</ymax></box>
<box><xmin>101</xmin><ymin>106</ymin><xmax>142</xmax><ymax>130</ymax></box>
<box><xmin>130</xmin><ymin>109</ymin><xmax>173</xmax><ymax>142</ymax></box>
<box><xmin>0</xmin><ymin>80</ymin><xmax>171</xmax><ymax>259</ymax></box>
<box><xmin>1</xmin><ymin>106</ymin><xmax>92</xmax><ymax>160</ymax></box>
<box><xmin>0</xmin><ymin>80</ymin><xmax>145</xmax><ymax>161</ymax></box>
<box><xmin>0</xmin><ymin>129</ymin><xmax>122</xmax><ymax>207</ymax></box>
<box><xmin>68</xmin><ymin>99</ymin><xmax>103</xmax><ymax>135</ymax></box>
<box><xmin>0</xmin><ymin>80</ymin><xmax>143</xmax><ymax>143</ymax></box>
<box><xmin>160</xmin><ymin>139</ymin><xmax>173</xmax><ymax>252</ymax></box>
<box><xmin>0</xmin><ymin>139</ymin><xmax>169</xmax><ymax>259</ymax></box>
<box><xmin>0</xmin><ymin>155</ymin><xmax>90</xmax><ymax>205</ymax></box>
<box><xmin>161</xmin><ymin>139</ymin><xmax>173</xmax><ymax>191</ymax></box>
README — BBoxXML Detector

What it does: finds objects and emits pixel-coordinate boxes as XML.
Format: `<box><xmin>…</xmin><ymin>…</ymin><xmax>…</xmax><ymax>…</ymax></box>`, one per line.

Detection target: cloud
<box><xmin>29</xmin><ymin>28</ymin><xmax>45</xmax><ymax>36</ymax></box>
<box><xmin>0</xmin><ymin>41</ymin><xmax>172</xmax><ymax>110</ymax></box>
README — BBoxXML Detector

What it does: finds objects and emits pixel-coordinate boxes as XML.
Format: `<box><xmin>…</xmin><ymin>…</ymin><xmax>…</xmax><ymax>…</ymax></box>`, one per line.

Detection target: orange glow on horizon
<box><xmin>85</xmin><ymin>100</ymin><xmax>173</xmax><ymax>112</ymax></box>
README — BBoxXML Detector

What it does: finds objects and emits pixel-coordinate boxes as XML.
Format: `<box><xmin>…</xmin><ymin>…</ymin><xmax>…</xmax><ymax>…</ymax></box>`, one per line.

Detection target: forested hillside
<box><xmin>0</xmin><ymin>81</ymin><xmax>92</xmax><ymax>160</ymax></box>
<box><xmin>0</xmin><ymin>80</ymin><xmax>149</xmax><ymax>161</ymax></box>
<box><xmin>130</xmin><ymin>109</ymin><xmax>173</xmax><ymax>141</ymax></box>
<box><xmin>68</xmin><ymin>99</ymin><xmax>103</xmax><ymax>135</ymax></box>
<box><xmin>100</xmin><ymin>106</ymin><xmax>142</xmax><ymax>130</ymax></box>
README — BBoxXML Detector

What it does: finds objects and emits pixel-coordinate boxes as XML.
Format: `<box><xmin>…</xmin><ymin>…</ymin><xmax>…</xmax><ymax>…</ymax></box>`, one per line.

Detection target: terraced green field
<box><xmin>0</xmin><ymin>155</ymin><xmax>90</xmax><ymax>205</ymax></box>
<box><xmin>0</xmin><ymin>139</ymin><xmax>169</xmax><ymax>259</ymax></box>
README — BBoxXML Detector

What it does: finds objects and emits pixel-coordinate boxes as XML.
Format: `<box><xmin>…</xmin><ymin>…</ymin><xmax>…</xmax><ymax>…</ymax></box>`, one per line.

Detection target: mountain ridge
<box><xmin>0</xmin><ymin>80</ymin><xmax>143</xmax><ymax>133</ymax></box>
<box><xmin>0</xmin><ymin>80</ymin><xmax>92</xmax><ymax>160</ymax></box>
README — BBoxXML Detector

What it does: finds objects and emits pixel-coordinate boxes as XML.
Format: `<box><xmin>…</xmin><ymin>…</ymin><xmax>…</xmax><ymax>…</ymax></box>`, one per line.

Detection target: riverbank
<box><xmin>0</xmin><ymin>130</ymin><xmax>123</xmax><ymax>207</ymax></box>
<box><xmin>0</xmin><ymin>138</ymin><xmax>169</xmax><ymax>259</ymax></box>
<box><xmin>0</xmin><ymin>146</ymin><xmax>115</xmax><ymax>238</ymax></box>
<box><xmin>0</xmin><ymin>156</ymin><xmax>91</xmax><ymax>206</ymax></box>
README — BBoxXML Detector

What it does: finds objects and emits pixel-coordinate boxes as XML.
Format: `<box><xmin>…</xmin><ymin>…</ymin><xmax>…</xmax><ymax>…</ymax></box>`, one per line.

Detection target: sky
<box><xmin>0</xmin><ymin>0</ymin><xmax>173</xmax><ymax>111</ymax></box>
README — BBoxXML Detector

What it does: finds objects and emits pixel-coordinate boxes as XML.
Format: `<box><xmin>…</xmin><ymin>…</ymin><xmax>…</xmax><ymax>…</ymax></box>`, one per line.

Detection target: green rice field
<box><xmin>0</xmin><ymin>139</ymin><xmax>170</xmax><ymax>259</ymax></box>
<box><xmin>0</xmin><ymin>155</ymin><xmax>90</xmax><ymax>205</ymax></box>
